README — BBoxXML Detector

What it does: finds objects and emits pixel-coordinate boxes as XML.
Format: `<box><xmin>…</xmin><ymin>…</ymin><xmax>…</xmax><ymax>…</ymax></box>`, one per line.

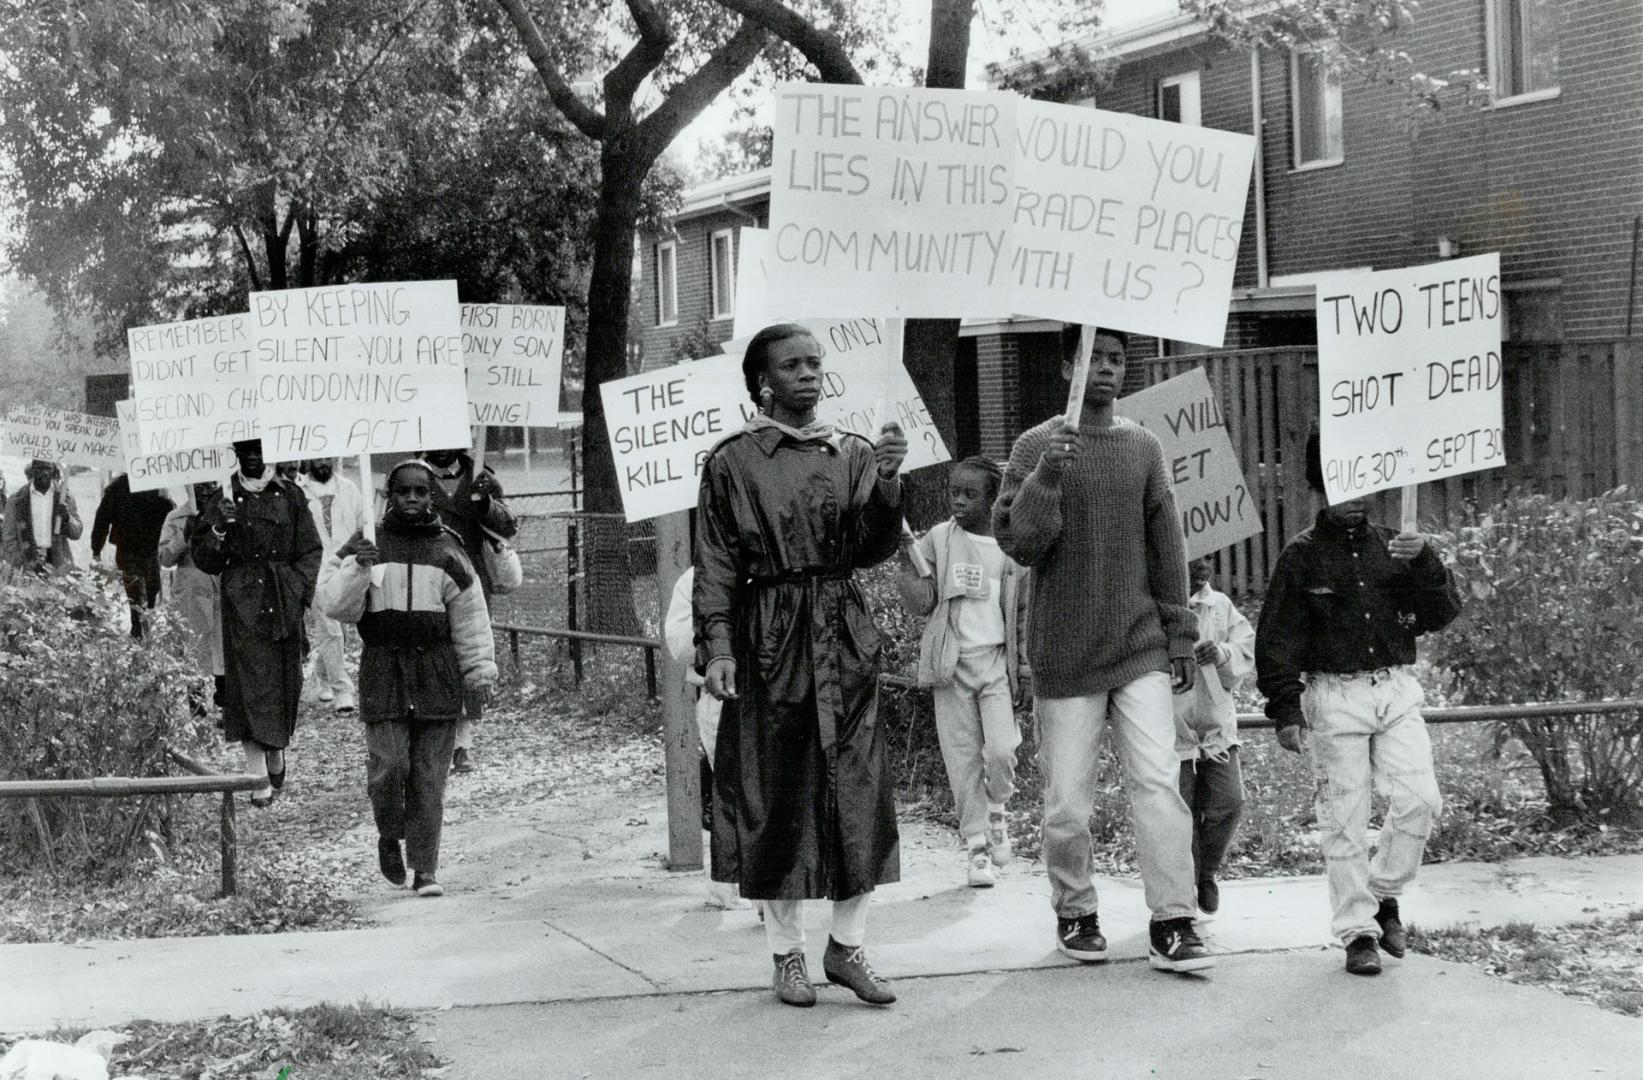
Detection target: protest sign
<box><xmin>1</xmin><ymin>403</ymin><xmax>122</xmax><ymax>471</ymax></box>
<box><xmin>600</xmin><ymin>354</ymin><xmax>747</xmax><ymax>522</ymax></box>
<box><xmin>766</xmin><ymin>84</ymin><xmax>1016</xmax><ymax>318</ymax></box>
<box><xmin>1010</xmin><ymin>99</ymin><xmax>1254</xmax><ymax>346</ymax></box>
<box><xmin>114</xmin><ymin>399</ymin><xmax>233</xmax><ymax>493</ymax></box>
<box><xmin>125</xmin><ymin>313</ymin><xmax>256</xmax><ymax>451</ymax></box>
<box><xmin>732</xmin><ymin>228</ymin><xmax>950</xmax><ymax>471</ymax></box>
<box><xmin>1115</xmin><ymin>368</ymin><xmax>1261</xmax><ymax>560</ymax></box>
<box><xmin>248</xmin><ymin>281</ymin><xmax>468</xmax><ymax>464</ymax></box>
<box><xmin>1315</xmin><ymin>253</ymin><xmax>1504</xmax><ymax>504</ymax></box>
<box><xmin>461</xmin><ymin>304</ymin><xmax>567</xmax><ymax>426</ymax></box>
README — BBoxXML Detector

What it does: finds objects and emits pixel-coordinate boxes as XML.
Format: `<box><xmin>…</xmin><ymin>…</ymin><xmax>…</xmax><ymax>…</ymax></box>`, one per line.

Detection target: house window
<box><xmin>709</xmin><ymin>230</ymin><xmax>736</xmax><ymax>321</ymax></box>
<box><xmin>1158</xmin><ymin>71</ymin><xmax>1201</xmax><ymax>126</ymax></box>
<box><xmin>1290</xmin><ymin>50</ymin><xmax>1344</xmax><ymax>168</ymax></box>
<box><xmin>1488</xmin><ymin>0</ymin><xmax>1560</xmax><ymax>99</ymax></box>
<box><xmin>655</xmin><ymin>240</ymin><xmax>677</xmax><ymax>327</ymax></box>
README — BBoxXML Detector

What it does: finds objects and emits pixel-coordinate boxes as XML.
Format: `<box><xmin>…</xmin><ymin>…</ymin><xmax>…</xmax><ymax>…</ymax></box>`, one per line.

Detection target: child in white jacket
<box><xmin>1173</xmin><ymin>557</ymin><xmax>1256</xmax><ymax>916</ymax></box>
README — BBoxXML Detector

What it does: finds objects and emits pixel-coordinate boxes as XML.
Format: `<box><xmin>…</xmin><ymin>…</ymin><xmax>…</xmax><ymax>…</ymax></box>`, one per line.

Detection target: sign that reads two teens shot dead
<box><xmin>1315</xmin><ymin>253</ymin><xmax>1505</xmax><ymax>505</ymax></box>
<box><xmin>248</xmin><ymin>281</ymin><xmax>469</xmax><ymax>464</ymax></box>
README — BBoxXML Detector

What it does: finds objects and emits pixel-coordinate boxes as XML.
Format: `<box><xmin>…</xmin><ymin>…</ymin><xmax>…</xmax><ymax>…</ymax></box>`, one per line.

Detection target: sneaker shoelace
<box><xmin>836</xmin><ymin>945</ymin><xmax>881</xmax><ymax>984</ymax></box>
<box><xmin>777</xmin><ymin>954</ymin><xmax>808</xmax><ymax>987</ymax></box>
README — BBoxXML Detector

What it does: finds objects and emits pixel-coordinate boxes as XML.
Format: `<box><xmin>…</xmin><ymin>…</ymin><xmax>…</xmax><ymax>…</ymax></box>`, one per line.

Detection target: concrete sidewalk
<box><xmin>8</xmin><ymin>839</ymin><xmax>1642</xmax><ymax>1032</ymax></box>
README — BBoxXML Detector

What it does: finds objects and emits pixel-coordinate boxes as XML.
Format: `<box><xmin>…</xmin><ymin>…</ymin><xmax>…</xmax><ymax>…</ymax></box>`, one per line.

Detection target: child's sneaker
<box><xmin>1148</xmin><ymin>917</ymin><xmax>1215</xmax><ymax>973</ymax></box>
<box><xmin>966</xmin><ymin>845</ymin><xmax>996</xmax><ymax>888</ymax></box>
<box><xmin>413</xmin><ymin>872</ymin><xmax>444</xmax><ymax>897</ymax></box>
<box><xmin>1055</xmin><ymin>912</ymin><xmax>1108</xmax><ymax>962</ymax></box>
<box><xmin>377</xmin><ymin>837</ymin><xmax>406</xmax><ymax>886</ymax></box>
<box><xmin>987</xmin><ymin>811</ymin><xmax>1012</xmax><ymax>865</ymax></box>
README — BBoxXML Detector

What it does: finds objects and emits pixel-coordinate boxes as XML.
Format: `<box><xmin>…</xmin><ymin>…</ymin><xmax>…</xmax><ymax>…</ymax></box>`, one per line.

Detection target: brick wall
<box><xmin>637</xmin><ymin>202</ymin><xmax>769</xmax><ymax>373</ymax></box>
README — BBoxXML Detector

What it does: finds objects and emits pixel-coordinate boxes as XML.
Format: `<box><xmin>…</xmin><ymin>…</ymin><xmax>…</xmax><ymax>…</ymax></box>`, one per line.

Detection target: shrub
<box><xmin>0</xmin><ymin>567</ymin><xmax>215</xmax><ymax>876</ymax></box>
<box><xmin>1428</xmin><ymin>490</ymin><xmax>1643</xmax><ymax>824</ymax></box>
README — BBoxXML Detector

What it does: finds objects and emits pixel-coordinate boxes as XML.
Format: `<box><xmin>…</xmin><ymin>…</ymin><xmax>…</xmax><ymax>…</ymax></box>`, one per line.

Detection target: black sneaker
<box><xmin>452</xmin><ymin>748</ymin><xmax>474</xmax><ymax>774</ymax></box>
<box><xmin>1346</xmin><ymin>934</ymin><xmax>1382</xmax><ymax>975</ymax></box>
<box><xmin>1148</xmin><ymin>917</ymin><xmax>1216</xmax><ymax>973</ymax></box>
<box><xmin>1056</xmin><ymin>913</ymin><xmax>1109</xmax><ymax>962</ymax></box>
<box><xmin>823</xmin><ymin>937</ymin><xmax>896</xmax><ymax>1004</ymax></box>
<box><xmin>1197</xmin><ymin>878</ymin><xmax>1220</xmax><ymax>915</ymax></box>
<box><xmin>1375</xmin><ymin>898</ymin><xmax>1407</xmax><ymax>958</ymax></box>
<box><xmin>773</xmin><ymin>950</ymin><xmax>816</xmax><ymax>1007</ymax></box>
<box><xmin>413</xmin><ymin>872</ymin><xmax>444</xmax><ymax>897</ymax></box>
<box><xmin>377</xmin><ymin>838</ymin><xmax>406</xmax><ymax>887</ymax></box>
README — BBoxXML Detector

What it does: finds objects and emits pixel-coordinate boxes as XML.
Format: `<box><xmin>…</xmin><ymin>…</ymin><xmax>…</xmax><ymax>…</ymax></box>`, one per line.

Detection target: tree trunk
<box><xmin>261</xmin><ymin>184</ymin><xmax>287</xmax><ymax>290</ymax></box>
<box><xmin>578</xmin><ymin>142</ymin><xmax>647</xmax><ymax>635</ymax></box>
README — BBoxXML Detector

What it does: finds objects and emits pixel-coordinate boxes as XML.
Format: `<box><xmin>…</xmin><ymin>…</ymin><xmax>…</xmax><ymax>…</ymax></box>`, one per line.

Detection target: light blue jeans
<box><xmin>1036</xmin><ymin>672</ymin><xmax>1197</xmax><ymax>922</ymax></box>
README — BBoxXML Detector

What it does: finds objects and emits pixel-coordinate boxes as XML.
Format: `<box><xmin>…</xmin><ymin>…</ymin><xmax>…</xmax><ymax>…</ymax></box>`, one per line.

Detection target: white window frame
<box><xmin>1157</xmin><ymin>71</ymin><xmax>1202</xmax><ymax>127</ymax></box>
<box><xmin>709</xmin><ymin>229</ymin><xmax>736</xmax><ymax>322</ymax></box>
<box><xmin>1289</xmin><ymin>49</ymin><xmax>1344</xmax><ymax>171</ymax></box>
<box><xmin>1484</xmin><ymin>0</ymin><xmax>1562</xmax><ymax>107</ymax></box>
<box><xmin>655</xmin><ymin>240</ymin><xmax>678</xmax><ymax>327</ymax></box>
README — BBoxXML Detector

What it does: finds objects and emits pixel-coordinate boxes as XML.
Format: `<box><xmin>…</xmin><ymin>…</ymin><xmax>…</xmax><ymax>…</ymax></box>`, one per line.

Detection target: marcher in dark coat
<box><xmin>2</xmin><ymin>460</ymin><xmax>82</xmax><ymax>573</ymax></box>
<box><xmin>91</xmin><ymin>473</ymin><xmax>174</xmax><ymax>637</ymax></box>
<box><xmin>191</xmin><ymin>440</ymin><xmax>323</xmax><ymax>806</ymax></box>
<box><xmin>418</xmin><ymin>447</ymin><xmax>517</xmax><ymax>774</ymax></box>
<box><xmin>694</xmin><ymin>322</ymin><xmax>907</xmax><ymax>1009</ymax></box>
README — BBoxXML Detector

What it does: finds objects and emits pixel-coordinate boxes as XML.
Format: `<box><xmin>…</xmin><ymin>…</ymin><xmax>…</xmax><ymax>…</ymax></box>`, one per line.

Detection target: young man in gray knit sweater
<box><xmin>994</xmin><ymin>326</ymin><xmax>1214</xmax><ymax>973</ymax></box>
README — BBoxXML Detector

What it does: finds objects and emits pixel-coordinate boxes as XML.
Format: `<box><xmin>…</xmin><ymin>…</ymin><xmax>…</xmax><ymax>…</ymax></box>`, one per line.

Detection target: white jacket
<box><xmin>297</xmin><ymin>473</ymin><xmax>366</xmax><ymax>555</ymax></box>
<box><xmin>1172</xmin><ymin>583</ymin><xmax>1256</xmax><ymax>761</ymax></box>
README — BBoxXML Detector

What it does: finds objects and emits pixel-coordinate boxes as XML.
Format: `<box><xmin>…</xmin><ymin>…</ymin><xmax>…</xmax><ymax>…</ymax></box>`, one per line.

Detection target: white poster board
<box><xmin>766</xmin><ymin>84</ymin><xmax>1016</xmax><ymax>318</ymax></box>
<box><xmin>115</xmin><ymin>399</ymin><xmax>233</xmax><ymax>493</ymax></box>
<box><xmin>461</xmin><ymin>304</ymin><xmax>567</xmax><ymax>426</ymax></box>
<box><xmin>125</xmin><ymin>313</ymin><xmax>257</xmax><ymax>451</ymax></box>
<box><xmin>1011</xmin><ymin>100</ymin><xmax>1255</xmax><ymax>346</ymax></box>
<box><xmin>1315</xmin><ymin>253</ymin><xmax>1504</xmax><ymax>504</ymax></box>
<box><xmin>248</xmin><ymin>281</ymin><xmax>468</xmax><ymax>464</ymax></box>
<box><xmin>732</xmin><ymin>228</ymin><xmax>950</xmax><ymax>471</ymax></box>
<box><xmin>600</xmin><ymin>355</ymin><xmax>748</xmax><ymax>522</ymax></box>
<box><xmin>1</xmin><ymin>404</ymin><xmax>122</xmax><ymax>471</ymax></box>
<box><xmin>1115</xmin><ymin>368</ymin><xmax>1262</xmax><ymax>559</ymax></box>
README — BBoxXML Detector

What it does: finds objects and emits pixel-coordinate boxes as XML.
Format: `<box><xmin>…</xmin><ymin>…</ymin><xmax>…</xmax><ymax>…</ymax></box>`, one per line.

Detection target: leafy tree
<box><xmin>0</xmin><ymin>279</ymin><xmax>107</xmax><ymax>412</ymax></box>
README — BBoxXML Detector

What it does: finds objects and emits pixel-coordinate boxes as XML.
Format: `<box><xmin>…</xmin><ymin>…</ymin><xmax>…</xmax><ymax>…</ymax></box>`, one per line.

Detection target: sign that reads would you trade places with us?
<box><xmin>1315</xmin><ymin>252</ymin><xmax>1505</xmax><ymax>505</ymax></box>
<box><xmin>1</xmin><ymin>403</ymin><xmax>122</xmax><ymax>471</ymax></box>
<box><xmin>460</xmin><ymin>303</ymin><xmax>567</xmax><ymax>426</ymax></box>
<box><xmin>125</xmin><ymin>312</ymin><xmax>257</xmax><ymax>452</ymax></box>
<box><xmin>248</xmin><ymin>281</ymin><xmax>469</xmax><ymax>464</ymax></box>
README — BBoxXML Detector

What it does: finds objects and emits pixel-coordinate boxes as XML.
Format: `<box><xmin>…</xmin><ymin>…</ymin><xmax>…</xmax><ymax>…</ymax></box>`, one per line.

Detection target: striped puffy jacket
<box><xmin>315</xmin><ymin>517</ymin><xmax>497</xmax><ymax>723</ymax></box>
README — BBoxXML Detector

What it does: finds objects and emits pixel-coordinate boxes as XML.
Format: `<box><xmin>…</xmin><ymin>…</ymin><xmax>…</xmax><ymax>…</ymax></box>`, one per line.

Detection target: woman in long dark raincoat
<box><xmin>192</xmin><ymin>440</ymin><xmax>322</xmax><ymax>806</ymax></box>
<box><xmin>694</xmin><ymin>323</ymin><xmax>907</xmax><ymax>1009</ymax></box>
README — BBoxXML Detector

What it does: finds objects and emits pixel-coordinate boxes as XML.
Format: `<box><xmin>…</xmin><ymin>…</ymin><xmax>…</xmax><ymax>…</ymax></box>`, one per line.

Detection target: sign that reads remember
<box><xmin>1011</xmin><ymin>100</ymin><xmax>1254</xmax><ymax>347</ymax></box>
<box><xmin>1</xmin><ymin>403</ymin><xmax>122</xmax><ymax>471</ymax></box>
<box><xmin>1315</xmin><ymin>252</ymin><xmax>1504</xmax><ymax>504</ymax></box>
<box><xmin>461</xmin><ymin>304</ymin><xmax>567</xmax><ymax>426</ymax></box>
<box><xmin>600</xmin><ymin>355</ymin><xmax>747</xmax><ymax>522</ymax></box>
<box><xmin>1115</xmin><ymin>368</ymin><xmax>1261</xmax><ymax>559</ymax></box>
<box><xmin>126</xmin><ymin>313</ymin><xmax>257</xmax><ymax>451</ymax></box>
<box><xmin>766</xmin><ymin>84</ymin><xmax>1016</xmax><ymax>319</ymax></box>
<box><xmin>249</xmin><ymin>281</ymin><xmax>468</xmax><ymax>464</ymax></box>
<box><xmin>115</xmin><ymin>399</ymin><xmax>233</xmax><ymax>493</ymax></box>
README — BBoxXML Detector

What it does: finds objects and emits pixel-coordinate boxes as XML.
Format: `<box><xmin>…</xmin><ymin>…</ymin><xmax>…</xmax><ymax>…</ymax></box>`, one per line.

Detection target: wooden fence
<box><xmin>1140</xmin><ymin>340</ymin><xmax>1643</xmax><ymax>597</ymax></box>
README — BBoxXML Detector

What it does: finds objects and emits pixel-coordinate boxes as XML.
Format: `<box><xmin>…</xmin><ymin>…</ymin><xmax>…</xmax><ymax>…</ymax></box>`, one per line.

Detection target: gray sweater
<box><xmin>994</xmin><ymin>415</ymin><xmax>1194</xmax><ymax>698</ymax></box>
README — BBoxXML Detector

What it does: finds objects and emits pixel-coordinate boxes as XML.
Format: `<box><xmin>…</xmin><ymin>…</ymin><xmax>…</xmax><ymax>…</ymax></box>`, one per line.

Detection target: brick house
<box><xmin>640</xmin><ymin>0</ymin><xmax>1643</xmax><ymax>458</ymax></box>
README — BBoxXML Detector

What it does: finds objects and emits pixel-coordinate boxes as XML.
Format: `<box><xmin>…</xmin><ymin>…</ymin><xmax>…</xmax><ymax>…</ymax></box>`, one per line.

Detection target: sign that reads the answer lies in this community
<box><xmin>115</xmin><ymin>399</ymin><xmax>234</xmax><ymax>493</ymax></box>
<box><xmin>248</xmin><ymin>281</ymin><xmax>469</xmax><ymax>464</ymax></box>
<box><xmin>1</xmin><ymin>403</ymin><xmax>122</xmax><ymax>471</ymax></box>
<box><xmin>461</xmin><ymin>304</ymin><xmax>567</xmax><ymax>426</ymax></box>
<box><xmin>1114</xmin><ymin>367</ymin><xmax>1261</xmax><ymax>560</ymax></box>
<box><xmin>1315</xmin><ymin>252</ymin><xmax>1504</xmax><ymax>505</ymax></box>
<box><xmin>125</xmin><ymin>312</ymin><xmax>257</xmax><ymax>452</ymax></box>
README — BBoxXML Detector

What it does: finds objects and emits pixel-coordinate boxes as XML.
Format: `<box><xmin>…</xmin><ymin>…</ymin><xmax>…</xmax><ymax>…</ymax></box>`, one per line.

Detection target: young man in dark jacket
<box><xmin>91</xmin><ymin>472</ymin><xmax>174</xmax><ymax>637</ymax></box>
<box><xmin>1256</xmin><ymin>430</ymin><xmax>1463</xmax><ymax>976</ymax></box>
<box><xmin>317</xmin><ymin>460</ymin><xmax>497</xmax><ymax>897</ymax></box>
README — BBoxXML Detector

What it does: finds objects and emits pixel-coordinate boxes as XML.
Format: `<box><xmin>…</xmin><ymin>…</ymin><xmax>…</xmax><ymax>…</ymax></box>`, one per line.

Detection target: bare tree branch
<box><xmin>604</xmin><ymin>0</ymin><xmax>675</xmax><ymax>117</ymax></box>
<box><xmin>230</xmin><ymin>222</ymin><xmax>264</xmax><ymax>292</ymax></box>
<box><xmin>714</xmin><ymin>0</ymin><xmax>861</xmax><ymax>84</ymax></box>
<box><xmin>634</xmin><ymin>18</ymin><xmax>768</xmax><ymax>164</ymax></box>
<box><xmin>495</xmin><ymin>0</ymin><xmax>609</xmax><ymax>140</ymax></box>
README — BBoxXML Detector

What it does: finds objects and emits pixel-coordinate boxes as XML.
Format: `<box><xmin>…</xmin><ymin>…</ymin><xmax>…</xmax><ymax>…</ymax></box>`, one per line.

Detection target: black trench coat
<box><xmin>694</xmin><ymin>424</ymin><xmax>903</xmax><ymax>901</ymax></box>
<box><xmin>192</xmin><ymin>475</ymin><xmax>322</xmax><ymax>749</ymax></box>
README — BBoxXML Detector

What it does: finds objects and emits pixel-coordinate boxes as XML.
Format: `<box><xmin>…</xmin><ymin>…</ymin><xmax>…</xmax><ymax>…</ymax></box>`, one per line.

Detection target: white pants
<box><xmin>1036</xmin><ymin>671</ymin><xmax>1197</xmax><ymax>921</ymax></box>
<box><xmin>762</xmin><ymin>893</ymin><xmax>871</xmax><ymax>954</ymax></box>
<box><xmin>1303</xmin><ymin>669</ymin><xmax>1442</xmax><ymax>944</ymax></box>
<box><xmin>305</xmin><ymin>607</ymin><xmax>352</xmax><ymax>697</ymax></box>
<box><xmin>932</xmin><ymin>646</ymin><xmax>1021</xmax><ymax>843</ymax></box>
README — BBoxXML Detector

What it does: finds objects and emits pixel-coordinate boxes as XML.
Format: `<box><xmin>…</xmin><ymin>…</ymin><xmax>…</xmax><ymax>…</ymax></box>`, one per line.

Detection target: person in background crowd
<box><xmin>317</xmin><ymin>460</ymin><xmax>497</xmax><ymax>898</ymax></box>
<box><xmin>418</xmin><ymin>446</ymin><xmax>517</xmax><ymax>774</ymax></box>
<box><xmin>298</xmin><ymin>457</ymin><xmax>366</xmax><ymax>713</ymax></box>
<box><xmin>695</xmin><ymin>322</ymin><xmax>907</xmax><ymax>1009</ymax></box>
<box><xmin>3</xmin><ymin>459</ymin><xmax>82</xmax><ymax>573</ymax></box>
<box><xmin>91</xmin><ymin>472</ymin><xmax>174</xmax><ymax>637</ymax></box>
<box><xmin>191</xmin><ymin>440</ymin><xmax>322</xmax><ymax>807</ymax></box>
<box><xmin>1256</xmin><ymin>430</ymin><xmax>1462</xmax><ymax>976</ymax></box>
<box><xmin>994</xmin><ymin>325</ymin><xmax>1214</xmax><ymax>975</ymax></box>
<box><xmin>895</xmin><ymin>455</ymin><xmax>1030</xmax><ymax>889</ymax></box>
<box><xmin>1173</xmin><ymin>557</ymin><xmax>1256</xmax><ymax>917</ymax></box>
<box><xmin>159</xmin><ymin>482</ymin><xmax>226</xmax><ymax>717</ymax></box>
